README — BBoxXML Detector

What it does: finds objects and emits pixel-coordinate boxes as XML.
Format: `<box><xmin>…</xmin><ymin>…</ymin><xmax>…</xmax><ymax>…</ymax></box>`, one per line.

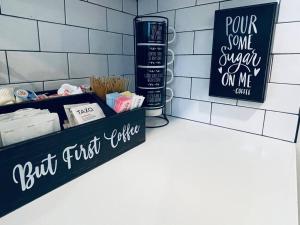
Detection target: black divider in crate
<box><xmin>0</xmin><ymin>93</ymin><xmax>146</xmax><ymax>218</ymax></box>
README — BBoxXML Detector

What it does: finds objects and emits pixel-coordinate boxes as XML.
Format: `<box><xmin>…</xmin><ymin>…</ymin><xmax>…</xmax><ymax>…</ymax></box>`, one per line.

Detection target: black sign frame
<box><xmin>209</xmin><ymin>3</ymin><xmax>278</xmax><ymax>102</ymax></box>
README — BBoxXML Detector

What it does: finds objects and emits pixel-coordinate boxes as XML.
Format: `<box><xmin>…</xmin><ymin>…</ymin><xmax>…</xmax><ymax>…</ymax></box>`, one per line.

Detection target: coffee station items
<box><xmin>0</xmin><ymin>108</ymin><xmax>60</xmax><ymax>147</ymax></box>
<box><xmin>63</xmin><ymin>103</ymin><xmax>106</xmax><ymax>128</ymax></box>
<box><xmin>14</xmin><ymin>89</ymin><xmax>38</xmax><ymax>103</ymax></box>
<box><xmin>0</xmin><ymin>84</ymin><xmax>89</xmax><ymax>106</ymax></box>
<box><xmin>58</xmin><ymin>84</ymin><xmax>83</xmax><ymax>96</ymax></box>
<box><xmin>134</xmin><ymin>16</ymin><xmax>175</xmax><ymax>127</ymax></box>
<box><xmin>0</xmin><ymin>87</ymin><xmax>18</xmax><ymax>105</ymax></box>
<box><xmin>91</xmin><ymin>76</ymin><xmax>129</xmax><ymax>101</ymax></box>
<box><xmin>106</xmin><ymin>91</ymin><xmax>145</xmax><ymax>113</ymax></box>
<box><xmin>0</xmin><ymin>90</ymin><xmax>145</xmax><ymax>217</ymax></box>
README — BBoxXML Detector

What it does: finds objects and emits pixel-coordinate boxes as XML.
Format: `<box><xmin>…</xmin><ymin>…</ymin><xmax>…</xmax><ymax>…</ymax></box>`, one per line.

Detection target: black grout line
<box><xmin>2</xmin><ymin>50</ymin><xmax>134</xmax><ymax>56</ymax></box>
<box><xmin>64</xmin><ymin>0</ymin><xmax>67</xmax><ymax>24</ymax></box>
<box><xmin>143</xmin><ymin>1</ymin><xmax>220</xmax><ymax>15</ymax></box>
<box><xmin>157</xmin><ymin>0</ymin><xmax>159</xmax><ymax>13</ymax></box>
<box><xmin>169</xmin><ymin>115</ymin><xmax>295</xmax><ymax>143</ymax></box>
<box><xmin>4</xmin><ymin>51</ymin><xmax>10</xmax><ymax>83</ymax></box>
<box><xmin>105</xmin><ymin>8</ymin><xmax>108</xmax><ymax>31</ymax></box>
<box><xmin>174</xmin><ymin>75</ymin><xmax>209</xmax><ymax>79</ymax></box>
<box><xmin>294</xmin><ymin>109</ymin><xmax>300</xmax><ymax>143</ymax></box>
<box><xmin>5</xmin><ymin>77</ymin><xmax>92</xmax><ymax>86</ymax></box>
<box><xmin>87</xmin><ymin>29</ymin><xmax>91</xmax><ymax>53</ymax></box>
<box><xmin>261</xmin><ymin>110</ymin><xmax>267</xmax><ymax>135</ymax></box>
<box><xmin>192</xmin><ymin>31</ymin><xmax>195</xmax><ymax>54</ymax></box>
<box><xmin>168</xmin><ymin>75</ymin><xmax>300</xmax><ymax>87</ymax></box>
<box><xmin>66</xmin><ymin>53</ymin><xmax>70</xmax><ymax>79</ymax></box>
<box><xmin>85</xmin><ymin>0</ymin><xmax>136</xmax><ymax>16</ymax></box>
<box><xmin>272</xmin><ymin>52</ymin><xmax>300</xmax><ymax>55</ymax></box>
<box><xmin>122</xmin><ymin>34</ymin><xmax>124</xmax><ymax>54</ymax></box>
<box><xmin>189</xmin><ymin>78</ymin><xmax>192</xmax><ymax>99</ymax></box>
<box><xmin>0</xmin><ymin>13</ymin><xmax>134</xmax><ymax>37</ymax></box>
<box><xmin>209</xmin><ymin>102</ymin><xmax>213</xmax><ymax>124</ymax></box>
<box><xmin>278</xmin><ymin>20</ymin><xmax>300</xmax><ymax>24</ymax></box>
<box><xmin>268</xmin><ymin>54</ymin><xmax>274</xmax><ymax>83</ymax></box>
<box><xmin>175</xmin><ymin>53</ymin><xmax>212</xmax><ymax>56</ymax></box>
<box><xmin>269</xmin><ymin>81</ymin><xmax>300</xmax><ymax>86</ymax></box>
<box><xmin>107</xmin><ymin>55</ymin><xmax>110</xmax><ymax>75</ymax></box>
<box><xmin>172</xmin><ymin>96</ymin><xmax>300</xmax><ymax>116</ymax></box>
<box><xmin>136</xmin><ymin>0</ymin><xmax>139</xmax><ymax>15</ymax></box>
<box><xmin>36</xmin><ymin>22</ymin><xmax>41</xmax><ymax>51</ymax></box>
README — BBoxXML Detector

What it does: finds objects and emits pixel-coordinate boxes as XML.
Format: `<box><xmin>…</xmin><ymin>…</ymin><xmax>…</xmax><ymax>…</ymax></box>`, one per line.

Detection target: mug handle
<box><xmin>167</xmin><ymin>49</ymin><xmax>175</xmax><ymax>65</ymax></box>
<box><xmin>168</xmin><ymin>26</ymin><xmax>176</xmax><ymax>44</ymax></box>
<box><xmin>166</xmin><ymin>87</ymin><xmax>174</xmax><ymax>103</ymax></box>
<box><xmin>166</xmin><ymin>68</ymin><xmax>174</xmax><ymax>85</ymax></box>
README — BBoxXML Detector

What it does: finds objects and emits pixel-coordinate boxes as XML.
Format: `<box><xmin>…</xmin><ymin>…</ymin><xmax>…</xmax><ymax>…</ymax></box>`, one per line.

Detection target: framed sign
<box><xmin>209</xmin><ymin>3</ymin><xmax>278</xmax><ymax>102</ymax></box>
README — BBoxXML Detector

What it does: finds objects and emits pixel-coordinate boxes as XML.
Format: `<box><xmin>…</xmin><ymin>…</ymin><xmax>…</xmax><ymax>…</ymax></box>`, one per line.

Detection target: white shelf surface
<box><xmin>1</xmin><ymin>118</ymin><xmax>298</xmax><ymax>225</ymax></box>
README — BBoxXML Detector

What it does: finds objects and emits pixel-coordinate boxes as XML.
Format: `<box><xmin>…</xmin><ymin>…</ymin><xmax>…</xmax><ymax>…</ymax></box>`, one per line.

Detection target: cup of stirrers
<box><xmin>91</xmin><ymin>76</ymin><xmax>129</xmax><ymax>101</ymax></box>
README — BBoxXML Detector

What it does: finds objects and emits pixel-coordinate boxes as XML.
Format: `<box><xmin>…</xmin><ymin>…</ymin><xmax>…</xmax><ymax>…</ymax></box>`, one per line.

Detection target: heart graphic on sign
<box><xmin>254</xmin><ymin>68</ymin><xmax>260</xmax><ymax>76</ymax></box>
<box><xmin>218</xmin><ymin>67</ymin><xmax>223</xmax><ymax>74</ymax></box>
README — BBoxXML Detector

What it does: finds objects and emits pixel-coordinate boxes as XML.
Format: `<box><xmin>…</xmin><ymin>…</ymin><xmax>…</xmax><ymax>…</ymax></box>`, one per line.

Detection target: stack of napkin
<box><xmin>0</xmin><ymin>109</ymin><xmax>60</xmax><ymax>147</ymax></box>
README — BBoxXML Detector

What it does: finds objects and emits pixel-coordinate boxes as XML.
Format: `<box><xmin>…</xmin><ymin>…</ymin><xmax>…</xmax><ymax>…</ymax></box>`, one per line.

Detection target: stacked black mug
<box><xmin>134</xmin><ymin>16</ymin><xmax>176</xmax><ymax>127</ymax></box>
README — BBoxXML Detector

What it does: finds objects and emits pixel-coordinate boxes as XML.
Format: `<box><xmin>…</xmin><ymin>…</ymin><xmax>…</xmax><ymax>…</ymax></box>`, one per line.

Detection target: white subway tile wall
<box><xmin>174</xmin><ymin>55</ymin><xmax>212</xmax><ymax>78</ymax></box>
<box><xmin>65</xmin><ymin>0</ymin><xmax>106</xmax><ymax>30</ymax></box>
<box><xmin>123</xmin><ymin>35</ymin><xmax>134</xmax><ymax>55</ymax></box>
<box><xmin>170</xmin><ymin>77</ymin><xmax>191</xmax><ymax>98</ymax></box>
<box><xmin>140</xmin><ymin>0</ymin><xmax>300</xmax><ymax>142</ymax></box>
<box><xmin>175</xmin><ymin>4</ymin><xmax>219</xmax><ymax>32</ymax></box>
<box><xmin>107</xmin><ymin>9</ymin><xmax>134</xmax><ymax>35</ymax></box>
<box><xmin>0</xmin><ymin>0</ymin><xmax>136</xmax><ymax>95</ymax></box>
<box><xmin>1</xmin><ymin>0</ymin><xmax>65</xmax><ymax>23</ymax></box>
<box><xmin>108</xmin><ymin>55</ymin><xmax>134</xmax><ymax>75</ymax></box>
<box><xmin>211</xmin><ymin>104</ymin><xmax>265</xmax><ymax>134</ymax></box>
<box><xmin>89</xmin><ymin>0</ymin><xmax>122</xmax><ymax>11</ymax></box>
<box><xmin>39</xmin><ymin>22</ymin><xmax>89</xmax><ymax>53</ymax></box>
<box><xmin>194</xmin><ymin>30</ymin><xmax>213</xmax><ymax>54</ymax></box>
<box><xmin>68</xmin><ymin>54</ymin><xmax>108</xmax><ymax>78</ymax></box>
<box><xmin>170</xmin><ymin>32</ymin><xmax>194</xmax><ymax>55</ymax></box>
<box><xmin>7</xmin><ymin>52</ymin><xmax>68</xmax><ymax>82</ymax></box>
<box><xmin>0</xmin><ymin>16</ymin><xmax>39</xmax><ymax>51</ymax></box>
<box><xmin>123</xmin><ymin>0</ymin><xmax>138</xmax><ymax>15</ymax></box>
<box><xmin>89</xmin><ymin>30</ymin><xmax>123</xmax><ymax>54</ymax></box>
<box><xmin>263</xmin><ymin>111</ymin><xmax>299</xmax><ymax>142</ymax></box>
<box><xmin>273</xmin><ymin>22</ymin><xmax>300</xmax><ymax>54</ymax></box>
<box><xmin>138</xmin><ymin>0</ymin><xmax>157</xmax><ymax>15</ymax></box>
<box><xmin>158</xmin><ymin>0</ymin><xmax>195</xmax><ymax>12</ymax></box>
<box><xmin>271</xmin><ymin>55</ymin><xmax>300</xmax><ymax>84</ymax></box>
<box><xmin>172</xmin><ymin>98</ymin><xmax>212</xmax><ymax>123</ymax></box>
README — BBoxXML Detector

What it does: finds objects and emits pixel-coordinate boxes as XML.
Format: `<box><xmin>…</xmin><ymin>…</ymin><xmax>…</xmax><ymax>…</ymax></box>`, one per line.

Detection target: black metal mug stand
<box><xmin>134</xmin><ymin>16</ymin><xmax>171</xmax><ymax>128</ymax></box>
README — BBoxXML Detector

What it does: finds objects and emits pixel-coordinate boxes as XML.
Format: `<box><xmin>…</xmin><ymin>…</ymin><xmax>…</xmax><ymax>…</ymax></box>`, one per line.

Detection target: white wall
<box><xmin>0</xmin><ymin>0</ymin><xmax>137</xmax><ymax>91</ymax></box>
<box><xmin>139</xmin><ymin>0</ymin><xmax>300</xmax><ymax>142</ymax></box>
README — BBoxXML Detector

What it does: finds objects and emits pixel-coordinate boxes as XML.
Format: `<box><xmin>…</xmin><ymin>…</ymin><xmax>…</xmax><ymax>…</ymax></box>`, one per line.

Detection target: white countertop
<box><xmin>1</xmin><ymin>118</ymin><xmax>298</xmax><ymax>225</ymax></box>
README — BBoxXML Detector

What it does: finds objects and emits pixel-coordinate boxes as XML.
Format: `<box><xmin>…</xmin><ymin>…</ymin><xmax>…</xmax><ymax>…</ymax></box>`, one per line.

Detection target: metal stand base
<box><xmin>146</xmin><ymin>114</ymin><xmax>169</xmax><ymax>128</ymax></box>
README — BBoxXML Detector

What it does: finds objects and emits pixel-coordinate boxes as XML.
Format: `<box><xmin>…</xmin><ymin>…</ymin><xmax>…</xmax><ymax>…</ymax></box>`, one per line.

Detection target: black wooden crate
<box><xmin>0</xmin><ymin>93</ymin><xmax>146</xmax><ymax>217</ymax></box>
